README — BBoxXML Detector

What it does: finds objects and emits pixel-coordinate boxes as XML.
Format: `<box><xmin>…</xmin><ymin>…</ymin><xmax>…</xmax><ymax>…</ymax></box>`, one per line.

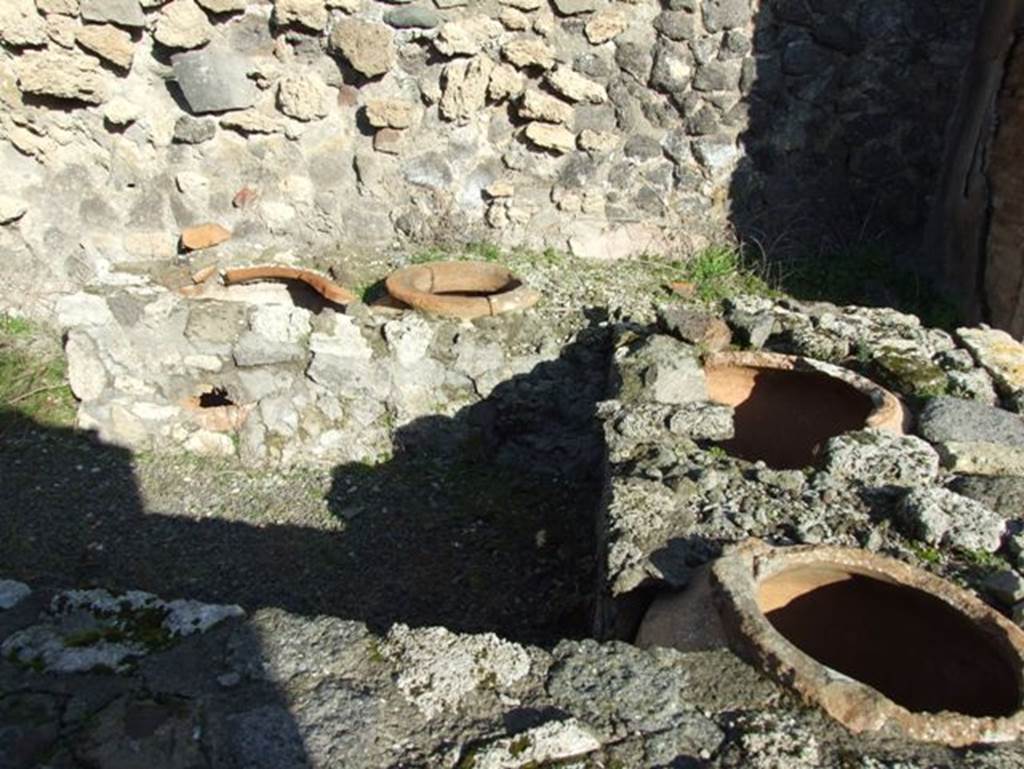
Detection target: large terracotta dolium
<box><xmin>703</xmin><ymin>351</ymin><xmax>905</xmax><ymax>469</ymax></box>
<box><xmin>637</xmin><ymin>540</ymin><xmax>1024</xmax><ymax>746</ymax></box>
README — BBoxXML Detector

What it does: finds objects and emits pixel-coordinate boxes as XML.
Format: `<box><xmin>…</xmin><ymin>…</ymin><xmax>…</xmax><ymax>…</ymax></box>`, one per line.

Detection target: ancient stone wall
<box><xmin>927</xmin><ymin>0</ymin><xmax>1024</xmax><ymax>336</ymax></box>
<box><xmin>55</xmin><ymin>277</ymin><xmax>611</xmax><ymax>468</ymax></box>
<box><xmin>0</xmin><ymin>0</ymin><xmax>983</xmax><ymax>319</ymax></box>
<box><xmin>731</xmin><ymin>0</ymin><xmax>982</xmax><ymax>250</ymax></box>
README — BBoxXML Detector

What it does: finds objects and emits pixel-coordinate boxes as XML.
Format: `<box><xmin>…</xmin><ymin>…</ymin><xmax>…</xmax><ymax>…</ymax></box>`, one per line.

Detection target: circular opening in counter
<box><xmin>385</xmin><ymin>261</ymin><xmax>540</xmax><ymax>320</ymax></box>
<box><xmin>704</xmin><ymin>352</ymin><xmax>903</xmax><ymax>469</ymax></box>
<box><xmin>640</xmin><ymin>542</ymin><xmax>1024</xmax><ymax>744</ymax></box>
<box><xmin>759</xmin><ymin>564</ymin><xmax>1019</xmax><ymax>717</ymax></box>
<box><xmin>649</xmin><ymin>541</ymin><xmax>1024</xmax><ymax>745</ymax></box>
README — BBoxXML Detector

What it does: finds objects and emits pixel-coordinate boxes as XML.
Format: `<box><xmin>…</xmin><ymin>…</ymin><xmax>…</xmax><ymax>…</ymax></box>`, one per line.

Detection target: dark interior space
<box><xmin>706</xmin><ymin>365</ymin><xmax>874</xmax><ymax>469</ymax></box>
<box><xmin>760</xmin><ymin>566</ymin><xmax>1020</xmax><ymax>716</ymax></box>
<box><xmin>728</xmin><ymin>0</ymin><xmax>984</xmax><ymax>320</ymax></box>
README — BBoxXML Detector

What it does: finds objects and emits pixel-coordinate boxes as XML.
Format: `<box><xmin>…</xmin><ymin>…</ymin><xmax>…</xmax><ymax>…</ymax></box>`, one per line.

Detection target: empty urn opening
<box><xmin>706</xmin><ymin>364</ymin><xmax>875</xmax><ymax>469</ymax></box>
<box><xmin>759</xmin><ymin>565</ymin><xmax>1021</xmax><ymax>717</ymax></box>
<box><xmin>435</xmin><ymin>278</ymin><xmax>522</xmax><ymax>298</ymax></box>
<box><xmin>197</xmin><ymin>386</ymin><xmax>234</xmax><ymax>408</ymax></box>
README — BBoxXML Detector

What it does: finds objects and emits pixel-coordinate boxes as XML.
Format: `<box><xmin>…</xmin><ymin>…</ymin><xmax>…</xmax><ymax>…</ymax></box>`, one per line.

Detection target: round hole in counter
<box><xmin>638</xmin><ymin>540</ymin><xmax>1024</xmax><ymax>745</ymax></box>
<box><xmin>704</xmin><ymin>352</ymin><xmax>903</xmax><ymax>469</ymax></box>
<box><xmin>759</xmin><ymin>564</ymin><xmax>1019</xmax><ymax>717</ymax></box>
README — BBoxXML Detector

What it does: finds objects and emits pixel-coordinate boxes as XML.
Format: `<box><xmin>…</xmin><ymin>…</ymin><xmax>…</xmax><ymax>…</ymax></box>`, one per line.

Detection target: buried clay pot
<box><xmin>181</xmin><ymin>386</ymin><xmax>252</xmax><ymax>433</ymax></box>
<box><xmin>385</xmin><ymin>260</ymin><xmax>540</xmax><ymax>320</ymax></box>
<box><xmin>704</xmin><ymin>351</ymin><xmax>906</xmax><ymax>469</ymax></box>
<box><xmin>181</xmin><ymin>266</ymin><xmax>357</xmax><ymax>305</ymax></box>
<box><xmin>637</xmin><ymin>540</ymin><xmax>1024</xmax><ymax>746</ymax></box>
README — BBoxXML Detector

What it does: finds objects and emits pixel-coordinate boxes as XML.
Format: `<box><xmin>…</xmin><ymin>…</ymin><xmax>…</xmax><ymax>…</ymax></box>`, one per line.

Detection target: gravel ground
<box><xmin>3</xmin><ymin>254</ymin><xmax>669</xmax><ymax>647</ymax></box>
<box><xmin>0</xmin><ymin>411</ymin><xmax>598</xmax><ymax>647</ymax></box>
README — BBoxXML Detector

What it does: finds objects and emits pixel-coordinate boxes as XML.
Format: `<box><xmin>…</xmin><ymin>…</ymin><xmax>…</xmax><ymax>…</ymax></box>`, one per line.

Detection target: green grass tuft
<box><xmin>911</xmin><ymin>544</ymin><xmax>942</xmax><ymax>564</ymax></box>
<box><xmin>409</xmin><ymin>241</ymin><xmax>506</xmax><ymax>265</ymax></box>
<box><xmin>961</xmin><ymin>548</ymin><xmax>1006</xmax><ymax>571</ymax></box>
<box><xmin>408</xmin><ymin>247</ymin><xmax>449</xmax><ymax>265</ymax></box>
<box><xmin>0</xmin><ymin>315</ymin><xmax>32</xmax><ymax>336</ymax></box>
<box><xmin>677</xmin><ymin>244</ymin><xmax>775</xmax><ymax>302</ymax></box>
<box><xmin>0</xmin><ymin>314</ymin><xmax>76</xmax><ymax>430</ymax></box>
<box><xmin>464</xmin><ymin>241</ymin><xmax>502</xmax><ymax>262</ymax></box>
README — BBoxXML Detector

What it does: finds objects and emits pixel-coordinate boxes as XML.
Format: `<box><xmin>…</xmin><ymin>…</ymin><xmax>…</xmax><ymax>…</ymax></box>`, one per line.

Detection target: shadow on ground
<box><xmin>0</xmin><ymin>312</ymin><xmax>612</xmax><ymax>768</ymax></box>
<box><xmin>0</xmin><ymin>320</ymin><xmax>610</xmax><ymax>648</ymax></box>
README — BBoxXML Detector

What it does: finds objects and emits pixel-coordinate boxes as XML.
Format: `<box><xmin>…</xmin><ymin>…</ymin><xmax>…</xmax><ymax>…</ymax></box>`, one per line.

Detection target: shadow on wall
<box><xmin>0</xmin><ymin>317</ymin><xmax>609</xmax><ymax>648</ymax></box>
<box><xmin>924</xmin><ymin>1</ymin><xmax>1024</xmax><ymax>332</ymax></box>
<box><xmin>729</xmin><ymin>0</ymin><xmax>983</xmax><ymax>259</ymax></box>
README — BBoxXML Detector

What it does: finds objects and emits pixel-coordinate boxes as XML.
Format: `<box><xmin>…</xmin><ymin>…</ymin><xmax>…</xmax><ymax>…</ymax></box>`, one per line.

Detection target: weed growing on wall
<box><xmin>675</xmin><ymin>244</ymin><xmax>776</xmax><ymax>302</ymax></box>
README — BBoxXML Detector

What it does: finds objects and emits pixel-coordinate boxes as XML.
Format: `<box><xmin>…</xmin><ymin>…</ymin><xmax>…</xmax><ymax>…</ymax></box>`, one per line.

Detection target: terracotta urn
<box><xmin>637</xmin><ymin>539</ymin><xmax>1024</xmax><ymax>746</ymax></box>
<box><xmin>704</xmin><ymin>351</ymin><xmax>906</xmax><ymax>468</ymax></box>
